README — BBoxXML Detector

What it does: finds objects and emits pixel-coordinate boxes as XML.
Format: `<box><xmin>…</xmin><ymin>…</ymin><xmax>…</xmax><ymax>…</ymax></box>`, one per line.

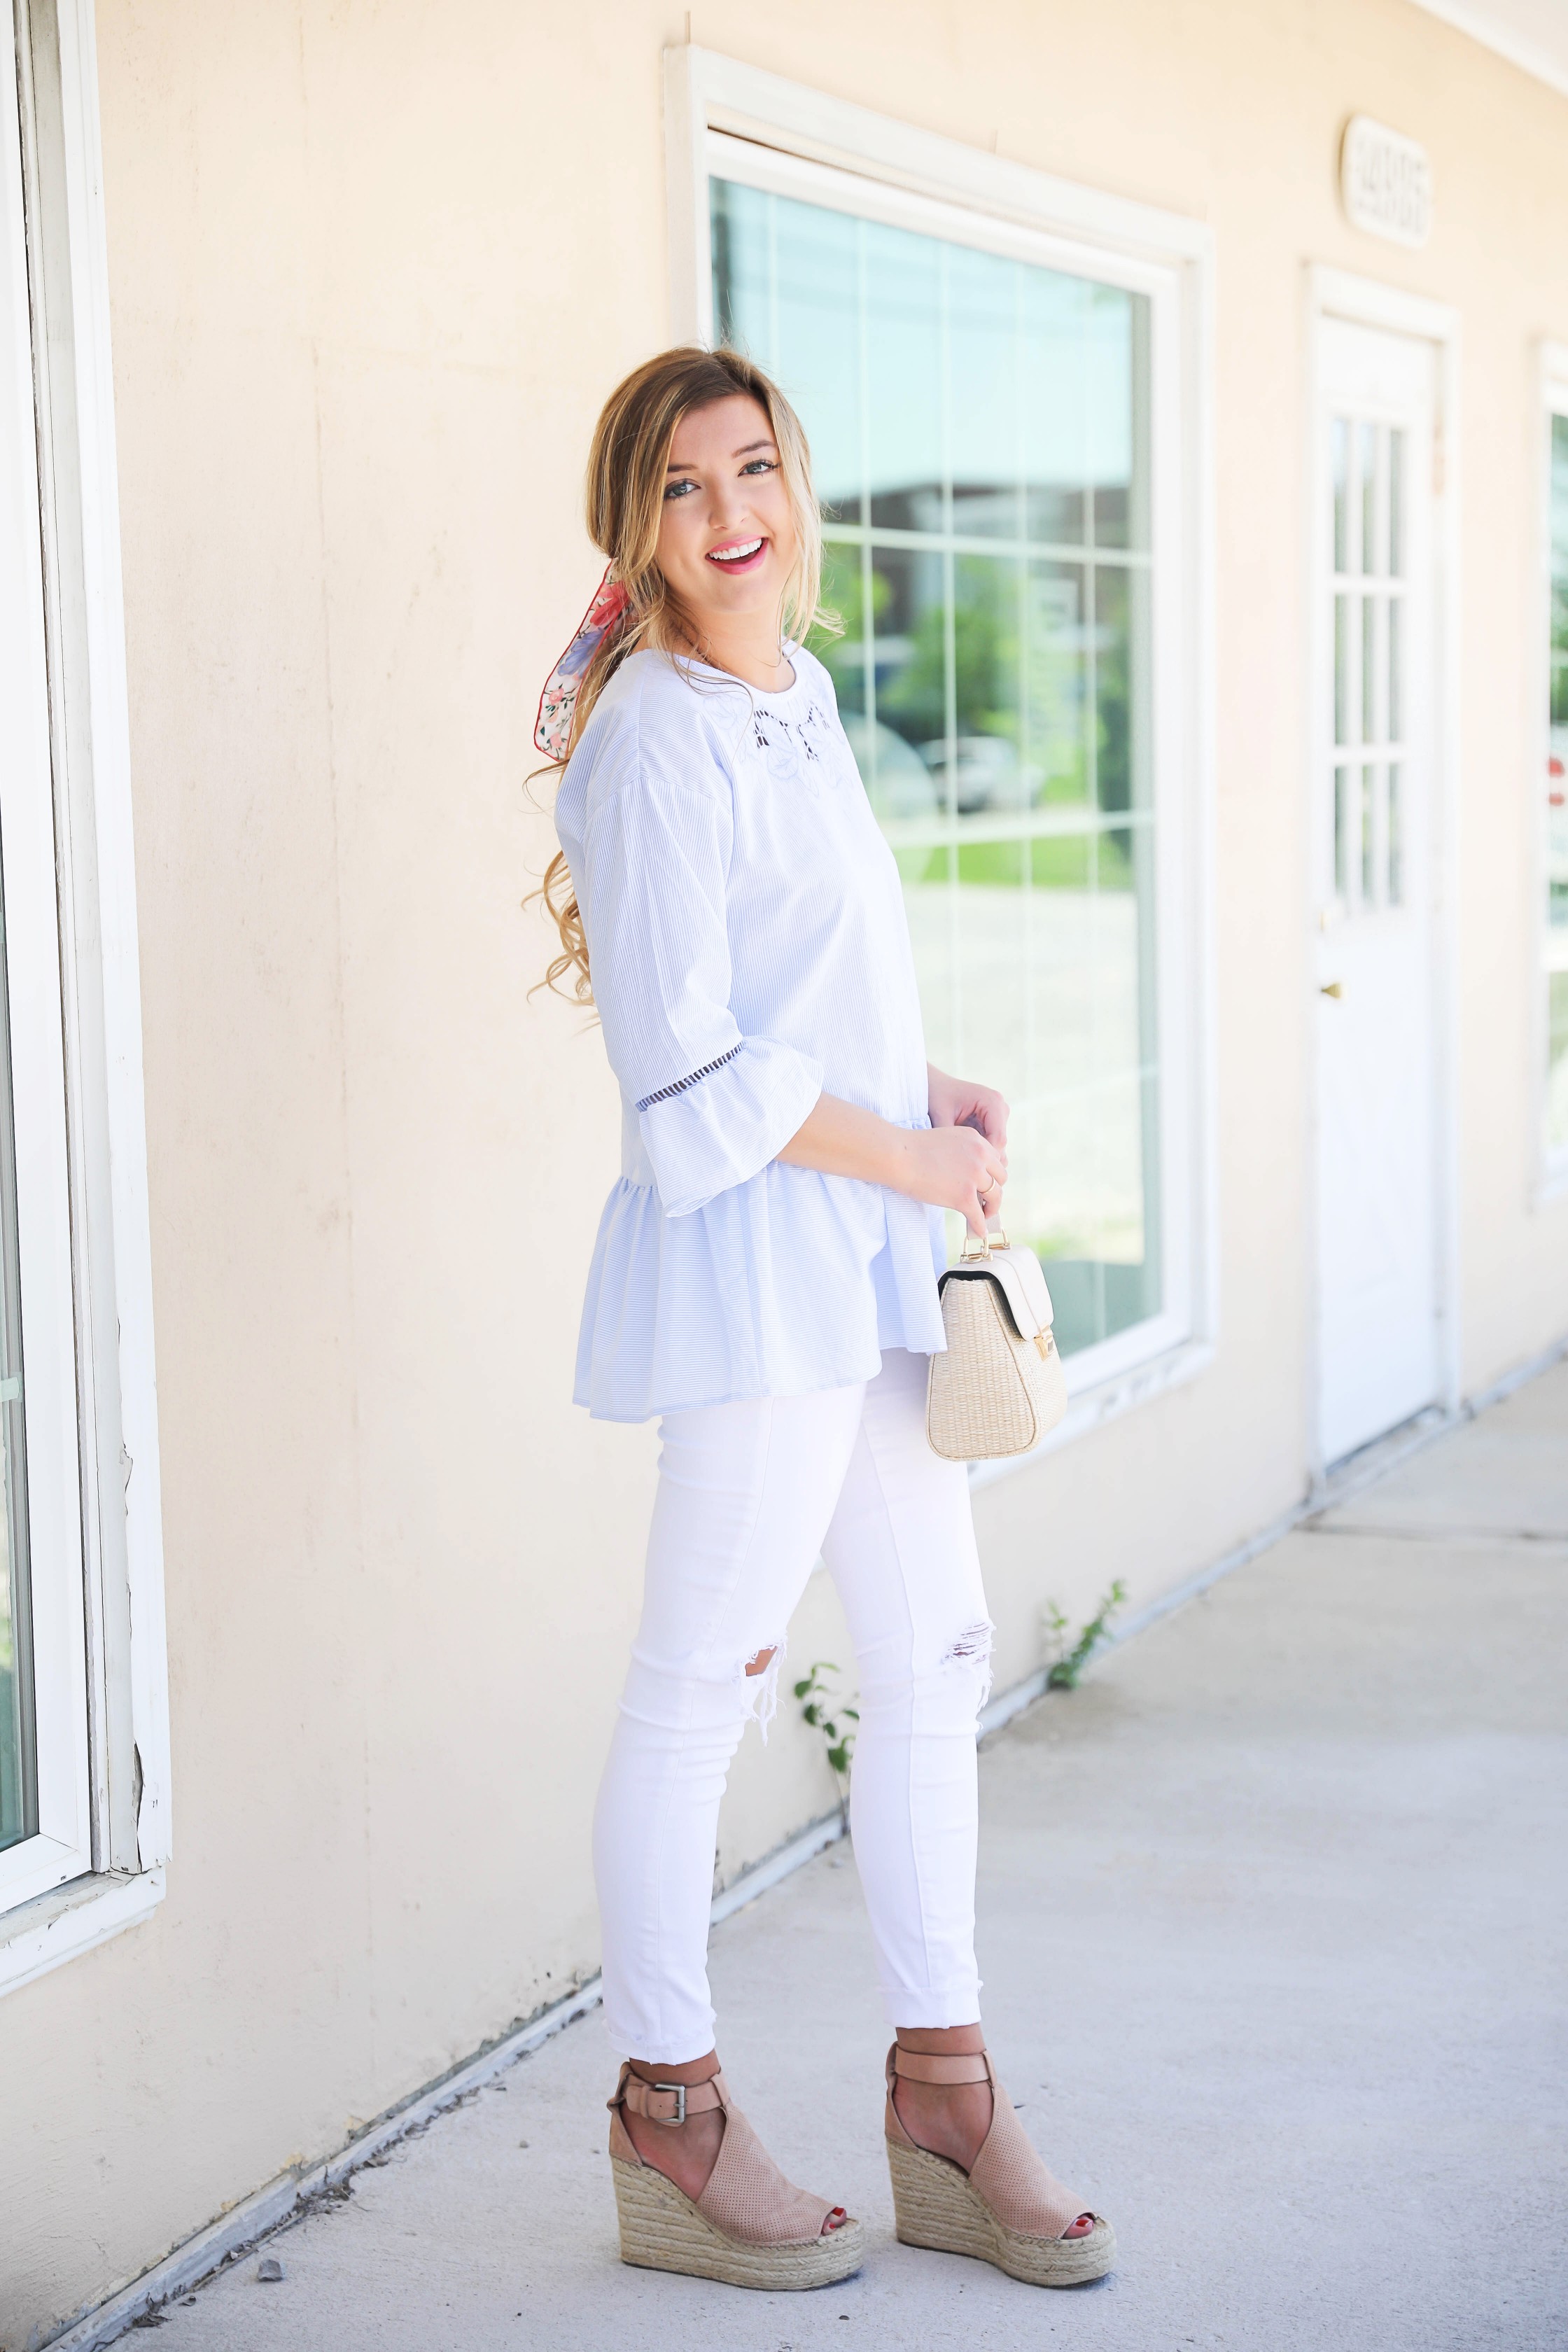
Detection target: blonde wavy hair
<box><xmin>534</xmin><ymin>346</ymin><xmax>829</xmax><ymax>1002</ymax></box>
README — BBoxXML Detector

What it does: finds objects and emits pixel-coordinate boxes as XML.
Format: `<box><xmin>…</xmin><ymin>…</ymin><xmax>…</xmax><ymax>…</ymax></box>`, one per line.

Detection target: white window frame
<box><xmin>1536</xmin><ymin>340</ymin><xmax>1568</xmax><ymax>1203</ymax></box>
<box><xmin>0</xmin><ymin>0</ymin><xmax>169</xmax><ymax>1996</ymax></box>
<box><xmin>665</xmin><ymin>46</ymin><xmax>1217</xmax><ymax>1466</ymax></box>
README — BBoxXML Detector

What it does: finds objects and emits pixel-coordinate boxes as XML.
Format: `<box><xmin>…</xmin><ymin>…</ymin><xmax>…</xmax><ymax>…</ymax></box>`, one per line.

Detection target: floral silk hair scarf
<box><xmin>533</xmin><ymin>567</ymin><xmax>629</xmax><ymax>762</ymax></box>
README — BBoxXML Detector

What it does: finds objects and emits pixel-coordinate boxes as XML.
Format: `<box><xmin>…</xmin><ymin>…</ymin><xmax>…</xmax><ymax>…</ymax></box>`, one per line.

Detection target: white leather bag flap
<box><xmin>941</xmin><ymin>1242</ymin><xmax>1055</xmax><ymax>1342</ymax></box>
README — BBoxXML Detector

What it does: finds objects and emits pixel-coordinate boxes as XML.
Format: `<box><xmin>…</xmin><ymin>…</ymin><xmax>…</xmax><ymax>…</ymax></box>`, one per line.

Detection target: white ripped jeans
<box><xmin>593</xmin><ymin>1347</ymin><xmax>993</xmax><ymax>2064</ymax></box>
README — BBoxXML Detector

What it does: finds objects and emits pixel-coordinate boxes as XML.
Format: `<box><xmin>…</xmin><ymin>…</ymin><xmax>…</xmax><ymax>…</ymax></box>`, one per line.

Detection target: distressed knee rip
<box><xmin>735</xmin><ymin>1639</ymin><xmax>788</xmax><ymax>1740</ymax></box>
<box><xmin>940</xmin><ymin>1618</ymin><xmax>995</xmax><ymax>1712</ymax></box>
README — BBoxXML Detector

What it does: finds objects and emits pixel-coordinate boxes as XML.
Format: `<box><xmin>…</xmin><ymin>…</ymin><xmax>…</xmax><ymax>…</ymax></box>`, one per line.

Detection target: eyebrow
<box><xmin>665</xmin><ymin>439</ymin><xmax>778</xmax><ymax>472</ymax></box>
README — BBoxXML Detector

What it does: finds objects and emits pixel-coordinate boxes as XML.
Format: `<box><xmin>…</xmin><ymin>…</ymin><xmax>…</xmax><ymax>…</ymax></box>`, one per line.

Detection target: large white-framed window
<box><xmin>0</xmin><ymin>0</ymin><xmax>169</xmax><ymax>1994</ymax></box>
<box><xmin>1541</xmin><ymin>344</ymin><xmax>1568</xmax><ymax>1194</ymax></box>
<box><xmin>666</xmin><ymin>50</ymin><xmax>1214</xmax><ymax>1415</ymax></box>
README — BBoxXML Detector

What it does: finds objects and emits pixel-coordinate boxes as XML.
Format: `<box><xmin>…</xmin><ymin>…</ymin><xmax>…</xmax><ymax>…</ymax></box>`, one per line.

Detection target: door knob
<box><xmin>1320</xmin><ymin>981</ymin><xmax>1344</xmax><ymax>1000</ymax></box>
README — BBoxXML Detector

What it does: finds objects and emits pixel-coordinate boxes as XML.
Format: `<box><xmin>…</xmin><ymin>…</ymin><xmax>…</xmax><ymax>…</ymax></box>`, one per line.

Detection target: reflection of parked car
<box><xmin>840</xmin><ymin>715</ymin><xmax>940</xmax><ymax>818</ymax></box>
<box><xmin>920</xmin><ymin>734</ymin><xmax>1023</xmax><ymax>814</ymax></box>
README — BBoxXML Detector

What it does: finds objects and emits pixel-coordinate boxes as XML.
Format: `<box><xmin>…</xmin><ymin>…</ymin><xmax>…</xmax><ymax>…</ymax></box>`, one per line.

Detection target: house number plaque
<box><xmin>1339</xmin><ymin>115</ymin><xmax>1433</xmax><ymax>249</ymax></box>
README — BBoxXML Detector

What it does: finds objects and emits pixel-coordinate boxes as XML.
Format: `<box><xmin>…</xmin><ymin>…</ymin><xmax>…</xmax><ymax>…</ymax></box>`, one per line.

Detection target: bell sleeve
<box><xmin>577</xmin><ymin>761</ymin><xmax>823</xmax><ymax>1218</ymax></box>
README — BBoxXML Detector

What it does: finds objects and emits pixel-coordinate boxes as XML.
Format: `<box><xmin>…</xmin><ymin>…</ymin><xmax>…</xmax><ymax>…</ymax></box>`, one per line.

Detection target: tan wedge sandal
<box><xmin>607</xmin><ymin>2061</ymin><xmax>864</xmax><ymax>2290</ymax></box>
<box><xmin>884</xmin><ymin>2045</ymin><xmax>1116</xmax><ymax>2287</ymax></box>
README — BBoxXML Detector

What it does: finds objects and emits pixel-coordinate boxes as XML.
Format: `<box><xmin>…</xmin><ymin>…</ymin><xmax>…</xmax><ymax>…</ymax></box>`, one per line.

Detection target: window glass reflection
<box><xmin>865</xmin><ymin>223</ymin><xmax>944</xmax><ymax>533</ymax></box>
<box><xmin>1088</xmin><ymin>286</ymin><xmax>1148</xmax><ymax>552</ymax></box>
<box><xmin>1022</xmin><ymin>270</ymin><xmax>1088</xmax><ymax>546</ymax></box>
<box><xmin>949</xmin><ymin>245</ymin><xmax>1022</xmax><ymax>541</ymax></box>
<box><xmin>715</xmin><ymin>176</ymin><xmax>1158</xmax><ymax>1354</ymax></box>
<box><xmin>1026</xmin><ymin>562</ymin><xmax>1091</xmax><ymax>808</ymax></box>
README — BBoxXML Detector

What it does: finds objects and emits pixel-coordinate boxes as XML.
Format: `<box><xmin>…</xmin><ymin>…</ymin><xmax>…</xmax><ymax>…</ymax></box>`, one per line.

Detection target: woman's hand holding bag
<box><xmin>926</xmin><ymin>1229</ymin><xmax>1069</xmax><ymax>1463</ymax></box>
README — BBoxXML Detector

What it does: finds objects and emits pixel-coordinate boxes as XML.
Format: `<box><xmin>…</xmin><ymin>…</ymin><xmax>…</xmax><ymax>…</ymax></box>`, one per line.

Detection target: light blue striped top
<box><xmin>554</xmin><ymin>642</ymin><xmax>946</xmax><ymax>1422</ymax></box>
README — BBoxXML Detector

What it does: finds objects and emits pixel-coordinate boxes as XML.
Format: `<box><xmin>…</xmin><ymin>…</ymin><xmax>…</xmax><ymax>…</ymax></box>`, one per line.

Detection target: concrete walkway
<box><xmin>157</xmin><ymin>1366</ymin><xmax>1568</xmax><ymax>2352</ymax></box>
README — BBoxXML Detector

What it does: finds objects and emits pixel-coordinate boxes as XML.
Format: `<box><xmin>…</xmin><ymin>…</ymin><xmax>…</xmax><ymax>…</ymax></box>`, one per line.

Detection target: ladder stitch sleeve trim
<box><xmin>636</xmin><ymin>1042</ymin><xmax>746</xmax><ymax>1113</ymax></box>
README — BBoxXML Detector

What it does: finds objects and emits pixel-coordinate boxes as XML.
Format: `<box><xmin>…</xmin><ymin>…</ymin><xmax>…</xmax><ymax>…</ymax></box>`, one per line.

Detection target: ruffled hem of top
<box><xmin>573</xmin><ymin>1164</ymin><xmax>946</xmax><ymax>1423</ymax></box>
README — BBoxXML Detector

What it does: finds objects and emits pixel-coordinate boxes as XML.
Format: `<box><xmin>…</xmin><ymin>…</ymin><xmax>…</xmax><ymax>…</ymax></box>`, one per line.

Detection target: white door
<box><xmin>1314</xmin><ymin>317</ymin><xmax>1442</xmax><ymax>1465</ymax></box>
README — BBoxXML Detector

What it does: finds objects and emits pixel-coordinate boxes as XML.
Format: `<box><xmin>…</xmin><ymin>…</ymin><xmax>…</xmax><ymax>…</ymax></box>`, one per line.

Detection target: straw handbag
<box><xmin>926</xmin><ymin>1231</ymin><xmax>1068</xmax><ymax>1462</ymax></box>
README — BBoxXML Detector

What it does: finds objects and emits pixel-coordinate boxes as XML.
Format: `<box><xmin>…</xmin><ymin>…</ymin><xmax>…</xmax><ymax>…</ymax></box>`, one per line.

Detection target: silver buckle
<box><xmin>652</xmin><ymin>2081</ymin><xmax>687</xmax><ymax>2125</ymax></box>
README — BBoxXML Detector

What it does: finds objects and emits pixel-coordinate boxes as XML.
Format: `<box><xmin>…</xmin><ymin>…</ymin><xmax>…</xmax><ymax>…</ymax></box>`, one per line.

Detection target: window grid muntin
<box><xmin>713</xmin><ymin>173</ymin><xmax>1161</xmax><ymax>1355</ymax></box>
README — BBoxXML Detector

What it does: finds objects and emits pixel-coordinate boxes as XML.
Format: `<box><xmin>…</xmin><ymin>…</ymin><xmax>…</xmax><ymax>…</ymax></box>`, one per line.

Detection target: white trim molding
<box><xmin>665</xmin><ymin>46</ymin><xmax>1219</xmax><ymax>1478</ymax></box>
<box><xmin>0</xmin><ymin>1862</ymin><xmax>162</xmax><ymax>2001</ymax></box>
<box><xmin>664</xmin><ymin>46</ymin><xmax>1212</xmax><ymax>349</ymax></box>
<box><xmin>0</xmin><ymin>0</ymin><xmax>169</xmax><ymax>1994</ymax></box>
<box><xmin>1405</xmin><ymin>0</ymin><xmax>1568</xmax><ymax>103</ymax></box>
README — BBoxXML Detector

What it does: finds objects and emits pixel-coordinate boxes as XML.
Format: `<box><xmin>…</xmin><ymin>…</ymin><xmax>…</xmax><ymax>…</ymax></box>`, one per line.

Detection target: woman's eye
<box><xmin>741</xmin><ymin>458</ymin><xmax>778</xmax><ymax>477</ymax></box>
<box><xmin>664</xmin><ymin>477</ymin><xmax>698</xmax><ymax>500</ymax></box>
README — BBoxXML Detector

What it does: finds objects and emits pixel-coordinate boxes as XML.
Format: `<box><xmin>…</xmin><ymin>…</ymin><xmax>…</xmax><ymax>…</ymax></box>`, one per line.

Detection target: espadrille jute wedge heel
<box><xmin>885</xmin><ymin>2045</ymin><xmax>1116</xmax><ymax>2288</ymax></box>
<box><xmin>606</xmin><ymin>2062</ymin><xmax>864</xmax><ymax>2290</ymax></box>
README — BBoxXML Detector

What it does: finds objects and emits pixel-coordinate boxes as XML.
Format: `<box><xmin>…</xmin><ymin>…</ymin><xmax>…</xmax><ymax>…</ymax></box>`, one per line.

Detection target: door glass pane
<box><xmin>1358</xmin><ymin>421</ymin><xmax>1376</xmax><ymax>575</ymax></box>
<box><xmin>1362</xmin><ymin>596</ymin><xmax>1376</xmax><ymax>742</ymax></box>
<box><xmin>1547</xmin><ymin>414</ymin><xmax>1568</xmax><ymax>1154</ymax></box>
<box><xmin>1334</xmin><ymin>594</ymin><xmax>1350</xmax><ymax>746</ymax></box>
<box><xmin>1387</xmin><ymin>763</ymin><xmax>1404</xmax><ymax>906</ymax></box>
<box><xmin>1334</xmin><ymin>765</ymin><xmax>1349</xmax><ymax>901</ymax></box>
<box><xmin>716</xmin><ymin>175</ymin><xmax>1160</xmax><ymax>1354</ymax></box>
<box><xmin>1361</xmin><ymin>764</ymin><xmax>1376</xmax><ymax>906</ymax></box>
<box><xmin>1387</xmin><ymin>596</ymin><xmax>1402</xmax><ymax>746</ymax></box>
<box><xmin>1388</xmin><ymin>428</ymin><xmax>1405</xmax><ymax>578</ymax></box>
<box><xmin>1331</xmin><ymin>419</ymin><xmax>1348</xmax><ymax>575</ymax></box>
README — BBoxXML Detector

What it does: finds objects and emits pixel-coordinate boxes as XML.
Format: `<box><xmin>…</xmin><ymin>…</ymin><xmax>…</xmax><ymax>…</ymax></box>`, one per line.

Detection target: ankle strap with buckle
<box><xmin>888</xmin><ymin>2045</ymin><xmax>994</xmax><ymax>2087</ymax></box>
<box><xmin>613</xmin><ymin>2067</ymin><xmax>725</xmax><ymax>2127</ymax></box>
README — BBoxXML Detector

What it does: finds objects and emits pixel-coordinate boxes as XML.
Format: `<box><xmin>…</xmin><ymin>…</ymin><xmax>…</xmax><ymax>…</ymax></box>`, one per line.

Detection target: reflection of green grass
<box><xmin>895</xmin><ymin>844</ymin><xmax>948</xmax><ymax>885</ymax></box>
<box><xmin>808</xmin><ymin>545</ymin><xmax>869</xmax><ymax>710</ymax></box>
<box><xmin>932</xmin><ymin>834</ymin><xmax>1133</xmax><ymax>890</ymax></box>
<box><xmin>956</xmin><ymin>840</ymin><xmax>1025</xmax><ymax>886</ymax></box>
<box><xmin>1028</xmin><ymin>836</ymin><xmax>1093</xmax><ymax>888</ymax></box>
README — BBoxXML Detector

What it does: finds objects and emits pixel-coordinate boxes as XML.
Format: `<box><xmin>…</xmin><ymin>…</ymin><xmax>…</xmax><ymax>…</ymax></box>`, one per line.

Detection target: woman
<box><xmin>538</xmin><ymin>346</ymin><xmax>1114</xmax><ymax>2292</ymax></box>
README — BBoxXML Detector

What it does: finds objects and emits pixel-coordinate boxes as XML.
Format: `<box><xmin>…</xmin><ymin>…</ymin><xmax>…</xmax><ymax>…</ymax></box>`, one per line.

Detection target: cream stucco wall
<box><xmin>4</xmin><ymin>0</ymin><xmax>1567</xmax><ymax>2341</ymax></box>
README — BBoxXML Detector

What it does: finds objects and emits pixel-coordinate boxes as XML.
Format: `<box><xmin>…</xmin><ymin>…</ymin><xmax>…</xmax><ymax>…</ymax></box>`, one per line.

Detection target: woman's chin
<box><xmin>690</xmin><ymin>566</ymin><xmax>786</xmax><ymax>622</ymax></box>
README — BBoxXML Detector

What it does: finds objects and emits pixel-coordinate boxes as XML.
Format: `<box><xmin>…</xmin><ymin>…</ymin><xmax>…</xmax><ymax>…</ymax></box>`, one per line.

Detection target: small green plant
<box><xmin>1042</xmin><ymin>1580</ymin><xmax>1128</xmax><ymax>1689</ymax></box>
<box><xmin>794</xmin><ymin>1660</ymin><xmax>859</xmax><ymax>1823</ymax></box>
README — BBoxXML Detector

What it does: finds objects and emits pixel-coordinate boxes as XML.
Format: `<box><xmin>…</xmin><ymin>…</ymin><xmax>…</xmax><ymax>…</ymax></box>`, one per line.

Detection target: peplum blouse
<box><xmin>553</xmin><ymin>642</ymin><xmax>946</xmax><ymax>1422</ymax></box>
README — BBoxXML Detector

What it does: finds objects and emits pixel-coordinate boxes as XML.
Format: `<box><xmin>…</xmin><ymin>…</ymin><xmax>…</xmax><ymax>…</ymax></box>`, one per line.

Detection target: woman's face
<box><xmin>654</xmin><ymin>393</ymin><xmax>799</xmax><ymax>640</ymax></box>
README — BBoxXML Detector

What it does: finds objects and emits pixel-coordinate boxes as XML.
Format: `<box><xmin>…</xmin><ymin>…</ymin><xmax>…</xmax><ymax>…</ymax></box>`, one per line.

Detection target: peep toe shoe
<box><xmin>884</xmin><ymin>2044</ymin><xmax>1116</xmax><ymax>2287</ymax></box>
<box><xmin>607</xmin><ymin>2061</ymin><xmax>864</xmax><ymax>2290</ymax></box>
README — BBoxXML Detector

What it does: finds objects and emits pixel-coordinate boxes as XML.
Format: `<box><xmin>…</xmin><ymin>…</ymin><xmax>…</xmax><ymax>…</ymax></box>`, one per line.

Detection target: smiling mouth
<box><xmin>706</xmin><ymin>537</ymin><xmax>767</xmax><ymax>573</ymax></box>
